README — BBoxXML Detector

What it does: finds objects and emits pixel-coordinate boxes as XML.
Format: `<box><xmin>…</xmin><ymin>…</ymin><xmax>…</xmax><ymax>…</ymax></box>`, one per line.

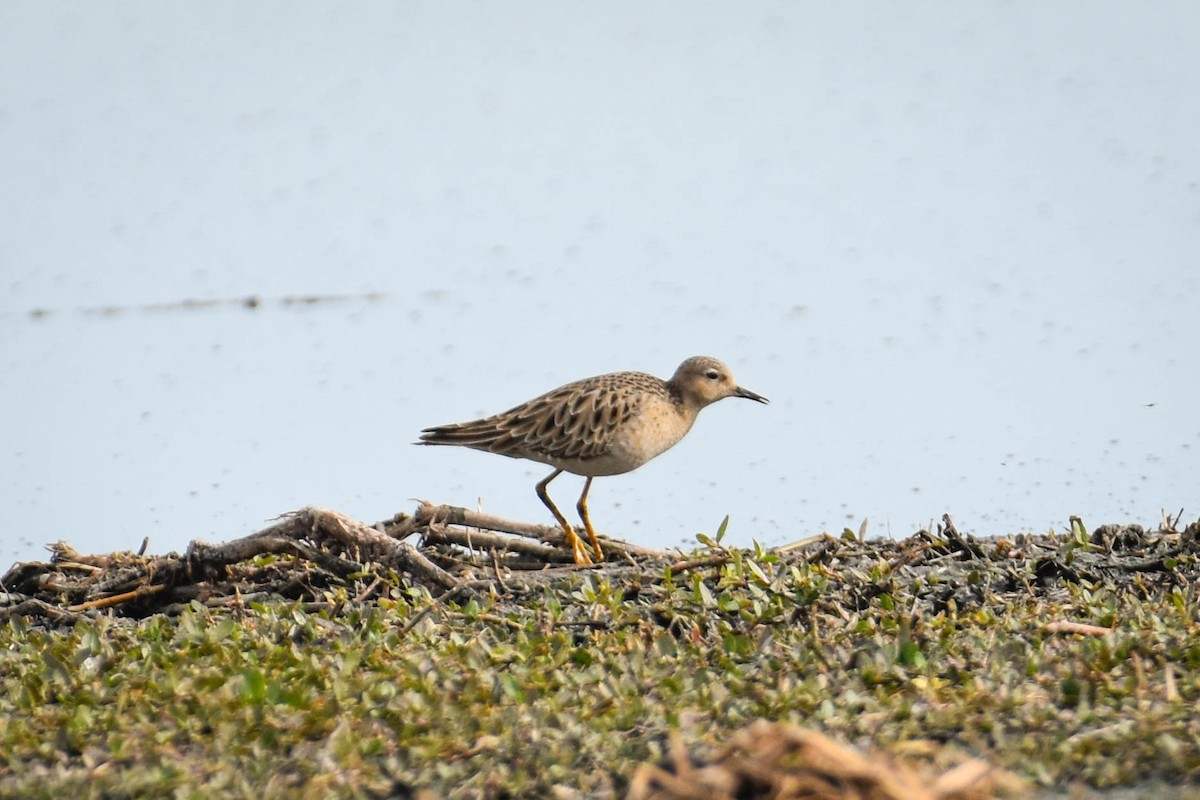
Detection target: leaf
<box><xmin>239</xmin><ymin>667</ymin><xmax>267</xmax><ymax>704</ymax></box>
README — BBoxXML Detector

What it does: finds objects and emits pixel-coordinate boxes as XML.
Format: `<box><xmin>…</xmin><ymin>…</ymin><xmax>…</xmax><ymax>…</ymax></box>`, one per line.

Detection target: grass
<box><xmin>2</xmin><ymin>518</ymin><xmax>1199</xmax><ymax>798</ymax></box>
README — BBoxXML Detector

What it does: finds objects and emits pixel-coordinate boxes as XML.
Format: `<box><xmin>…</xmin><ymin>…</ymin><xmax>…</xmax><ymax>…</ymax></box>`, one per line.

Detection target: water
<box><xmin>3</xmin><ymin>2</ymin><xmax>1198</xmax><ymax>568</ymax></box>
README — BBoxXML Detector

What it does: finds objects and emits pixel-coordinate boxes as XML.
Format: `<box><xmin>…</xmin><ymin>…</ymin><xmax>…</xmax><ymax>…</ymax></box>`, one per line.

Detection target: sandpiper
<box><xmin>417</xmin><ymin>356</ymin><xmax>768</xmax><ymax>565</ymax></box>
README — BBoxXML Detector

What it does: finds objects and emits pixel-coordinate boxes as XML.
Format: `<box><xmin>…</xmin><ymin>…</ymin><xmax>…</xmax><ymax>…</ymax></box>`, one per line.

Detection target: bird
<box><xmin>417</xmin><ymin>356</ymin><xmax>768</xmax><ymax>565</ymax></box>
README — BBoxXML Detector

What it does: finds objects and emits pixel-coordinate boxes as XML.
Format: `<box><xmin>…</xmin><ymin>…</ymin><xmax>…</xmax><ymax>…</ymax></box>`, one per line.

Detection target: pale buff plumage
<box><xmin>418</xmin><ymin>356</ymin><xmax>768</xmax><ymax>564</ymax></box>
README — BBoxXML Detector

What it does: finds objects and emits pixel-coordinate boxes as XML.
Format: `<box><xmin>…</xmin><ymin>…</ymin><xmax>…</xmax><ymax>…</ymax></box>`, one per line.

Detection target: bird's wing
<box><xmin>504</xmin><ymin>380</ymin><xmax>642</xmax><ymax>460</ymax></box>
<box><xmin>420</xmin><ymin>378</ymin><xmax>643</xmax><ymax>462</ymax></box>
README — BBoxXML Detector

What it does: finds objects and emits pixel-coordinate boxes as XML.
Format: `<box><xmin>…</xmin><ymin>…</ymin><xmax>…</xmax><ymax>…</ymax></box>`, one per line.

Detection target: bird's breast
<box><xmin>565</xmin><ymin>402</ymin><xmax>695</xmax><ymax>477</ymax></box>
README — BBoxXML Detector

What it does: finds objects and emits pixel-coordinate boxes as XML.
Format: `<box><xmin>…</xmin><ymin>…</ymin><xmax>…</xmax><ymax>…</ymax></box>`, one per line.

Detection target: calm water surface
<box><xmin>3</xmin><ymin>2</ymin><xmax>1198</xmax><ymax>566</ymax></box>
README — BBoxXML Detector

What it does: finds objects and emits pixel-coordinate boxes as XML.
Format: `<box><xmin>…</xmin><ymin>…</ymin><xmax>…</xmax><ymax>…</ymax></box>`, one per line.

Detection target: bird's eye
<box><xmin>705</xmin><ymin>369</ymin><xmax>720</xmax><ymax>380</ymax></box>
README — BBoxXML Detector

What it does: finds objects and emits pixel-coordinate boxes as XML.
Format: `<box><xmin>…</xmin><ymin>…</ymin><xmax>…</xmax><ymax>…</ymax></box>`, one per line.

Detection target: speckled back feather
<box><xmin>419</xmin><ymin>371</ymin><xmax>675</xmax><ymax>463</ymax></box>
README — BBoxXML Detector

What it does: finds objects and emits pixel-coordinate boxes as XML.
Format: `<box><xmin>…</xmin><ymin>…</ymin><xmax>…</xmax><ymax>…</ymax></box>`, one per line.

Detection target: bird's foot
<box><xmin>564</xmin><ymin>528</ymin><xmax>597</xmax><ymax>566</ymax></box>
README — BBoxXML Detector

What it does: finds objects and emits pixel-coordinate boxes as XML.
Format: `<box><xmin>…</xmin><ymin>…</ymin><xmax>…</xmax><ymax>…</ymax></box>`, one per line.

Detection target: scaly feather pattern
<box><xmin>419</xmin><ymin>370</ymin><xmax>671</xmax><ymax>465</ymax></box>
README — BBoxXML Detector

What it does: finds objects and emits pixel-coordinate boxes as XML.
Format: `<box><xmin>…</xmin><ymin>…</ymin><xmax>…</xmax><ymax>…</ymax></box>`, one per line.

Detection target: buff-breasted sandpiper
<box><xmin>417</xmin><ymin>356</ymin><xmax>768</xmax><ymax>564</ymax></box>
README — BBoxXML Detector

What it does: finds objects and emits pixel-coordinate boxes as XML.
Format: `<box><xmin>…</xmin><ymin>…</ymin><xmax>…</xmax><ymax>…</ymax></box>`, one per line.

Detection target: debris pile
<box><xmin>628</xmin><ymin>720</ymin><xmax>1025</xmax><ymax>799</ymax></box>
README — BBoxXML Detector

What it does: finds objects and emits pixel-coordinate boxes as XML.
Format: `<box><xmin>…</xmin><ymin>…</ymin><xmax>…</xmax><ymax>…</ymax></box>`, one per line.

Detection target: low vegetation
<box><xmin>1</xmin><ymin>507</ymin><xmax>1198</xmax><ymax>798</ymax></box>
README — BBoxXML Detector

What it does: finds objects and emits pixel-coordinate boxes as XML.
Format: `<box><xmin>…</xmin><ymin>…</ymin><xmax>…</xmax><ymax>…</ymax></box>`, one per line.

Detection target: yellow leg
<box><xmin>576</xmin><ymin>477</ymin><xmax>604</xmax><ymax>562</ymax></box>
<box><xmin>536</xmin><ymin>469</ymin><xmax>592</xmax><ymax>565</ymax></box>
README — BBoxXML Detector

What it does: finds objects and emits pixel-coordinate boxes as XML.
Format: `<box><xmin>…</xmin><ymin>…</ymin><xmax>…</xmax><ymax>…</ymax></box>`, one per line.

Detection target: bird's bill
<box><xmin>735</xmin><ymin>386</ymin><xmax>770</xmax><ymax>404</ymax></box>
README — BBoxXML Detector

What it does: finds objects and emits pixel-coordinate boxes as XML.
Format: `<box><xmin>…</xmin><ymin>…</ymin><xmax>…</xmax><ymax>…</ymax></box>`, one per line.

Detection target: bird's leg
<box><xmin>576</xmin><ymin>477</ymin><xmax>604</xmax><ymax>562</ymax></box>
<box><xmin>536</xmin><ymin>468</ymin><xmax>592</xmax><ymax>565</ymax></box>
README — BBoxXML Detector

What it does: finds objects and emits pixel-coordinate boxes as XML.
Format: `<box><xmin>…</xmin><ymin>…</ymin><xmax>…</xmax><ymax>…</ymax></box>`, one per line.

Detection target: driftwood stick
<box><xmin>48</xmin><ymin>542</ymin><xmax>108</xmax><ymax>568</ymax></box>
<box><xmin>411</xmin><ymin>503</ymin><xmax>674</xmax><ymax>559</ymax></box>
<box><xmin>307</xmin><ymin>507</ymin><xmax>460</xmax><ymax>591</ymax></box>
<box><xmin>422</xmin><ymin>523</ymin><xmax>575</xmax><ymax>562</ymax></box>
<box><xmin>185</xmin><ymin>535</ymin><xmax>361</xmax><ymax>580</ymax></box>
<box><xmin>242</xmin><ymin>511</ymin><xmax>325</xmax><ymax>541</ymax></box>
<box><xmin>605</xmin><ymin>540</ymin><xmax>675</xmax><ymax>559</ymax></box>
<box><xmin>69</xmin><ymin>583</ymin><xmax>166</xmax><ymax>612</ymax></box>
<box><xmin>1045</xmin><ymin>620</ymin><xmax>1113</xmax><ymax>637</ymax></box>
<box><xmin>50</xmin><ymin>533</ymin><xmax>343</xmax><ymax>606</ymax></box>
<box><xmin>413</xmin><ymin>502</ymin><xmax>571</xmax><ymax>541</ymax></box>
<box><xmin>0</xmin><ymin>597</ymin><xmax>87</xmax><ymax>624</ymax></box>
<box><xmin>373</xmin><ymin>511</ymin><xmax>422</xmax><ymax>541</ymax></box>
